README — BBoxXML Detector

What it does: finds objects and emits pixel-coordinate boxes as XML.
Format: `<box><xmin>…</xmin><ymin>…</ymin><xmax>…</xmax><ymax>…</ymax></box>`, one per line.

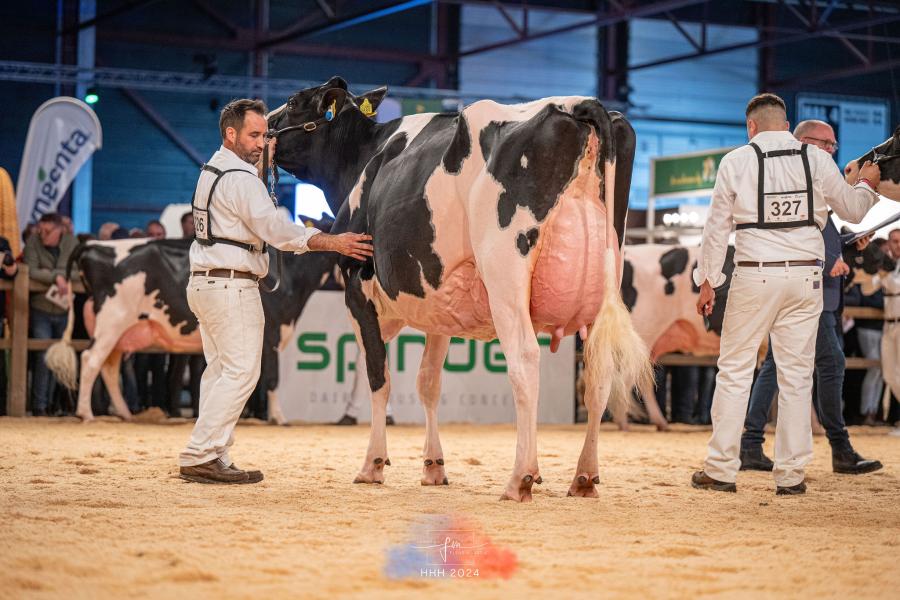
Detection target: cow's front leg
<box><xmin>418</xmin><ymin>334</ymin><xmax>451</xmax><ymax>485</ymax></box>
<box><xmin>346</xmin><ymin>278</ymin><xmax>402</xmax><ymax>484</ymax></box>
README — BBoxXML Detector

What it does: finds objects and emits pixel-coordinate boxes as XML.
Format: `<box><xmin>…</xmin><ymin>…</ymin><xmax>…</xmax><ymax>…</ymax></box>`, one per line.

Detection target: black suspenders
<box><xmin>193</xmin><ymin>164</ymin><xmax>267</xmax><ymax>253</ymax></box>
<box><xmin>735</xmin><ymin>142</ymin><xmax>817</xmax><ymax>231</ymax></box>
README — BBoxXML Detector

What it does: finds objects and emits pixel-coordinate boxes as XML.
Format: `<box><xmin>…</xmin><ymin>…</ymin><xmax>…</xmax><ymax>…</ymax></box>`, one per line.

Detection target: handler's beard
<box><xmin>233</xmin><ymin>138</ymin><xmax>263</xmax><ymax>165</ymax></box>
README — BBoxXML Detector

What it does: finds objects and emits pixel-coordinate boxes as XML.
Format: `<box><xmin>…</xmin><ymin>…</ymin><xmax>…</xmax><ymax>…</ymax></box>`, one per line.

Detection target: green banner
<box><xmin>651</xmin><ymin>148</ymin><xmax>734</xmax><ymax>197</ymax></box>
<box><xmin>401</xmin><ymin>98</ymin><xmax>445</xmax><ymax>116</ymax></box>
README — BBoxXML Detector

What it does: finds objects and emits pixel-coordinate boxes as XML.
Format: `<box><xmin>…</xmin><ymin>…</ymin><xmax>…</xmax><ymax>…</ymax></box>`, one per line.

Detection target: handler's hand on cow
<box><xmin>308</xmin><ymin>232</ymin><xmax>374</xmax><ymax>260</ymax></box>
<box><xmin>857</xmin><ymin>160</ymin><xmax>881</xmax><ymax>188</ymax></box>
<box><xmin>696</xmin><ymin>281</ymin><xmax>715</xmax><ymax>317</ymax></box>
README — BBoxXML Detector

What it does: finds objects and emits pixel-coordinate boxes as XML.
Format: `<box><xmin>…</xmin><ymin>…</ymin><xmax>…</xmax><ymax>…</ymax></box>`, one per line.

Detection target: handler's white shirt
<box><xmin>189</xmin><ymin>145</ymin><xmax>321</xmax><ymax>277</ymax></box>
<box><xmin>694</xmin><ymin>130</ymin><xmax>878</xmax><ymax>288</ymax></box>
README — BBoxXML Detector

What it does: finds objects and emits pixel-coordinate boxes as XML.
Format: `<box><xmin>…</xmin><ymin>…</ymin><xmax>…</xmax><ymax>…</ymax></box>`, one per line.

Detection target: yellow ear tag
<box><xmin>360</xmin><ymin>98</ymin><xmax>376</xmax><ymax>118</ymax></box>
<box><xmin>325</xmin><ymin>99</ymin><xmax>337</xmax><ymax>121</ymax></box>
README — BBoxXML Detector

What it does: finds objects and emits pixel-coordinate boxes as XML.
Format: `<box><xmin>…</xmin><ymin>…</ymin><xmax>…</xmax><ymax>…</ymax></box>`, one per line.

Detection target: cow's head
<box><xmin>843</xmin><ymin>236</ymin><xmax>897</xmax><ymax>295</ymax></box>
<box><xmin>268</xmin><ymin>77</ymin><xmax>388</xmax><ymax>207</ymax></box>
<box><xmin>844</xmin><ymin>125</ymin><xmax>900</xmax><ymax>200</ymax></box>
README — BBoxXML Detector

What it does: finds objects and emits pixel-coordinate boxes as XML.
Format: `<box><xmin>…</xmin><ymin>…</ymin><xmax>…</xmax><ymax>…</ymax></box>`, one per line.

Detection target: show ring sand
<box><xmin>2</xmin><ymin>418</ymin><xmax>898</xmax><ymax>599</ymax></box>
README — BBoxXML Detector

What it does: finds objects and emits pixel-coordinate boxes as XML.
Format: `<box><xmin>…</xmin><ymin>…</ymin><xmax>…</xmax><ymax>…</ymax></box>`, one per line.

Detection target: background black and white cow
<box><xmin>611</xmin><ymin>244</ymin><xmax>735</xmax><ymax>429</ymax></box>
<box><xmin>48</xmin><ymin>236</ymin><xmax>337</xmax><ymax>423</ymax></box>
<box><xmin>270</xmin><ymin>77</ymin><xmax>650</xmax><ymax>502</ymax></box>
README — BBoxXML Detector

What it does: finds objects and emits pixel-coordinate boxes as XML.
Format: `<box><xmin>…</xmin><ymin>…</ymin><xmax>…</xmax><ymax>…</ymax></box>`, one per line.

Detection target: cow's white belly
<box><xmin>83</xmin><ymin>273</ymin><xmax>201</xmax><ymax>353</ymax></box>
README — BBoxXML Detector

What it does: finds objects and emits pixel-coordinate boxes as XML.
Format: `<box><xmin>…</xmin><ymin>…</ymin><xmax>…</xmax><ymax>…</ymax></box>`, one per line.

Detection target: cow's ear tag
<box><xmin>360</xmin><ymin>98</ymin><xmax>376</xmax><ymax>118</ymax></box>
<box><xmin>325</xmin><ymin>99</ymin><xmax>337</xmax><ymax>121</ymax></box>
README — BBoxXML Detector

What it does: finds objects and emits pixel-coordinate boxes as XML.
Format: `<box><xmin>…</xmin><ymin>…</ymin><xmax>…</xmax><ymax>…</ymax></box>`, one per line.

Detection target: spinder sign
<box><xmin>278</xmin><ymin>291</ymin><xmax>575</xmax><ymax>424</ymax></box>
<box><xmin>16</xmin><ymin>97</ymin><xmax>102</xmax><ymax>226</ymax></box>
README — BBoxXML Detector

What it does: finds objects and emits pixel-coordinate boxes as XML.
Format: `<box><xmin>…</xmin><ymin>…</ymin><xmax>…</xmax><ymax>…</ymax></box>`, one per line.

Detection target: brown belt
<box><xmin>191</xmin><ymin>269</ymin><xmax>259</xmax><ymax>281</ymax></box>
<box><xmin>737</xmin><ymin>260</ymin><xmax>823</xmax><ymax>268</ymax></box>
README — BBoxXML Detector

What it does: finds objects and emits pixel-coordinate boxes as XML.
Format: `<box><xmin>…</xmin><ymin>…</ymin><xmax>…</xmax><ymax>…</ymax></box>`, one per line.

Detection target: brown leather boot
<box><xmin>228</xmin><ymin>463</ymin><xmax>264</xmax><ymax>484</ymax></box>
<box><xmin>691</xmin><ymin>471</ymin><xmax>737</xmax><ymax>493</ymax></box>
<box><xmin>180</xmin><ymin>458</ymin><xmax>249</xmax><ymax>484</ymax></box>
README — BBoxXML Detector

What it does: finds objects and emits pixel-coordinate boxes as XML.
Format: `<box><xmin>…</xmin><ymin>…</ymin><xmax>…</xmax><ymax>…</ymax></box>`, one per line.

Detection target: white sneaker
<box><xmin>889</xmin><ymin>428</ymin><xmax>900</xmax><ymax>437</ymax></box>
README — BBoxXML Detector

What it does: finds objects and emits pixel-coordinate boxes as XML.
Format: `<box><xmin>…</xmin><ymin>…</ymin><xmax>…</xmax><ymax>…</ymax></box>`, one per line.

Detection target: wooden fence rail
<box><xmin>1</xmin><ymin>266</ymin><xmax>890</xmax><ymax>417</ymax></box>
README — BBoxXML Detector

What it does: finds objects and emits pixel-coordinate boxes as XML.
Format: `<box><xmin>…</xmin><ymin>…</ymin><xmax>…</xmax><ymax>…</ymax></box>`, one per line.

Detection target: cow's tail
<box><xmin>575</xmin><ymin>100</ymin><xmax>652</xmax><ymax>421</ymax></box>
<box><xmin>45</xmin><ymin>245</ymin><xmax>84</xmax><ymax>391</ymax></box>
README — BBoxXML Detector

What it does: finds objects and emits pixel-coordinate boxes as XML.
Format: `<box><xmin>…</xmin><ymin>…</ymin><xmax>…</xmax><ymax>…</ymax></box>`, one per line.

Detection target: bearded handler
<box><xmin>691</xmin><ymin>93</ymin><xmax>881</xmax><ymax>496</ymax></box>
<box><xmin>179</xmin><ymin>99</ymin><xmax>373</xmax><ymax>484</ymax></box>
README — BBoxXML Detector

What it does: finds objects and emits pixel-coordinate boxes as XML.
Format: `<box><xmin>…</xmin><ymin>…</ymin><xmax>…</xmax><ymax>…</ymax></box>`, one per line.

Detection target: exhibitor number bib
<box><xmin>735</xmin><ymin>142</ymin><xmax>817</xmax><ymax>232</ymax></box>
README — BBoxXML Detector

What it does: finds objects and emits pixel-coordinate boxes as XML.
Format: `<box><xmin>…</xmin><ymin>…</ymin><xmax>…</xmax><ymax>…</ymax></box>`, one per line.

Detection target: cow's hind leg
<box><xmin>77</xmin><ymin>335</ymin><xmax>132</xmax><ymax>422</ymax></box>
<box><xmin>569</xmin><ymin>347</ymin><xmax>611</xmax><ymax>497</ymax></box>
<box><xmin>98</xmin><ymin>350</ymin><xmax>133</xmax><ymax>421</ymax></box>
<box><xmin>419</xmin><ymin>334</ymin><xmax>451</xmax><ymax>485</ymax></box>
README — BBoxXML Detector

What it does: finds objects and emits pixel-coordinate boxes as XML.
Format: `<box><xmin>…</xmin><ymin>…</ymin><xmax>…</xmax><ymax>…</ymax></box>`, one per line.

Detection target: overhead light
<box><xmin>84</xmin><ymin>88</ymin><xmax>99</xmax><ymax>105</ymax></box>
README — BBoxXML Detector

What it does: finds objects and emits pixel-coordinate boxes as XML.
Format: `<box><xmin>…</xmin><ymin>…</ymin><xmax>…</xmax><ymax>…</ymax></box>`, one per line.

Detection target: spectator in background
<box><xmin>98</xmin><ymin>222</ymin><xmax>119</xmax><ymax>241</ymax></box>
<box><xmin>24</xmin><ymin>213</ymin><xmax>77</xmax><ymax>416</ymax></box>
<box><xmin>134</xmin><ymin>219</ymin><xmax>169</xmax><ymax>412</ymax></box>
<box><xmin>181</xmin><ymin>212</ymin><xmax>195</xmax><ymax>239</ymax></box>
<box><xmin>147</xmin><ymin>220</ymin><xmax>166</xmax><ymax>240</ymax></box>
<box><xmin>21</xmin><ymin>223</ymin><xmax>38</xmax><ymax>249</ymax></box>
<box><xmin>846</xmin><ymin>239</ymin><xmax>887</xmax><ymax>426</ymax></box>
<box><xmin>129</xmin><ymin>228</ymin><xmax>146</xmax><ymax>238</ymax></box>
<box><xmin>878</xmin><ymin>228</ymin><xmax>900</xmax><ymax>434</ymax></box>
<box><xmin>110</xmin><ymin>227</ymin><xmax>130</xmax><ymax>240</ymax></box>
<box><xmin>0</xmin><ymin>235</ymin><xmax>18</xmax><ymax>415</ymax></box>
<box><xmin>167</xmin><ymin>211</ymin><xmax>204</xmax><ymax>417</ymax></box>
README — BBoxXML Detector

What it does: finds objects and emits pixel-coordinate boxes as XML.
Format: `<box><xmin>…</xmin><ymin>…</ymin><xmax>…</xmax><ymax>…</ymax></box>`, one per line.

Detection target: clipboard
<box><xmin>841</xmin><ymin>211</ymin><xmax>900</xmax><ymax>246</ymax></box>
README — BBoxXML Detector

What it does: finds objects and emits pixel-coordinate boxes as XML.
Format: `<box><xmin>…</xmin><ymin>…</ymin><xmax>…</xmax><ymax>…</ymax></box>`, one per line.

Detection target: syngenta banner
<box><xmin>279</xmin><ymin>291</ymin><xmax>575</xmax><ymax>424</ymax></box>
<box><xmin>16</xmin><ymin>97</ymin><xmax>102</xmax><ymax>226</ymax></box>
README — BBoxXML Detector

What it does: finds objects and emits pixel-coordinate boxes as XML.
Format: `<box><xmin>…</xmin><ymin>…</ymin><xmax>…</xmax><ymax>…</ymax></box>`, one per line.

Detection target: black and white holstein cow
<box><xmin>47</xmin><ymin>238</ymin><xmax>337</xmax><ymax>423</ymax></box>
<box><xmin>269</xmin><ymin>77</ymin><xmax>652</xmax><ymax>501</ymax></box>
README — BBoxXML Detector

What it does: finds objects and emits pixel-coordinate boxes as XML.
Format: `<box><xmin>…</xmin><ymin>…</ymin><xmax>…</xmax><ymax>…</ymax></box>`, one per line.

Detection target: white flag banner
<box><xmin>16</xmin><ymin>97</ymin><xmax>102</xmax><ymax>226</ymax></box>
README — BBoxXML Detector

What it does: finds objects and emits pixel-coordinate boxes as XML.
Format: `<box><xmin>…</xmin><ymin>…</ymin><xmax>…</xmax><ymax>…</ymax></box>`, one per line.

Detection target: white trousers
<box><xmin>179</xmin><ymin>276</ymin><xmax>264</xmax><ymax>467</ymax></box>
<box><xmin>882</xmin><ymin>322</ymin><xmax>900</xmax><ymax>401</ymax></box>
<box><xmin>705</xmin><ymin>265</ymin><xmax>822</xmax><ymax>487</ymax></box>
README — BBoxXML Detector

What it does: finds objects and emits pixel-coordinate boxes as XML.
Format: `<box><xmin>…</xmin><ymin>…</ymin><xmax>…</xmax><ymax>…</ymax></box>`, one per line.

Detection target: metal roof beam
<box><xmin>60</xmin><ymin>0</ymin><xmax>163</xmax><ymax>35</ymax></box>
<box><xmin>627</xmin><ymin>11</ymin><xmax>900</xmax><ymax>72</ymax></box>
<box><xmin>456</xmin><ymin>0</ymin><xmax>709</xmax><ymax>58</ymax></box>
<box><xmin>773</xmin><ymin>55</ymin><xmax>900</xmax><ymax>89</ymax></box>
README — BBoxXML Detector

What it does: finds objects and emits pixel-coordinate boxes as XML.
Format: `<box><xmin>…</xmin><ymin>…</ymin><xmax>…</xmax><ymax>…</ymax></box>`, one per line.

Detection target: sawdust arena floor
<box><xmin>2</xmin><ymin>416</ymin><xmax>898</xmax><ymax>599</ymax></box>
